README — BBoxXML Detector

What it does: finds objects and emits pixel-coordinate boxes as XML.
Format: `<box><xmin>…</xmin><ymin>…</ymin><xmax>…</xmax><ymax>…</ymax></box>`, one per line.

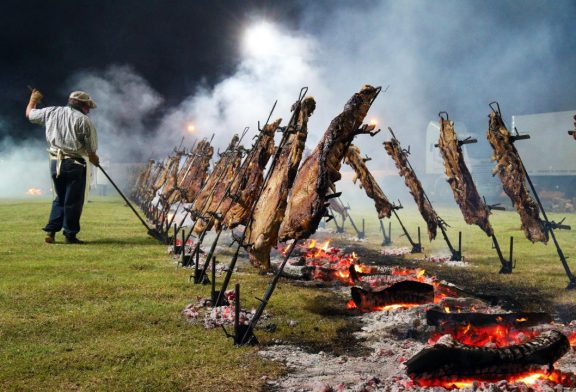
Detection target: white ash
<box><xmin>346</xmin><ymin>236</ymin><xmax>368</xmax><ymax>243</ymax></box>
<box><xmin>381</xmin><ymin>247</ymin><xmax>412</xmax><ymax>257</ymax></box>
<box><xmin>412</xmin><ymin>254</ymin><xmax>471</xmax><ymax>267</ymax></box>
<box><xmin>259</xmin><ymin>295</ymin><xmax>576</xmax><ymax>391</ymax></box>
<box><xmin>181</xmin><ymin>292</ymin><xmax>268</xmax><ymax>329</ymax></box>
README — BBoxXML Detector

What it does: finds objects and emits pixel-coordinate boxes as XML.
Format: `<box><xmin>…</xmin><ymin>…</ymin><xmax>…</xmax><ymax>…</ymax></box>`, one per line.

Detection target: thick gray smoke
<box><xmin>3</xmin><ymin>1</ymin><xmax>574</xmax><ymax>209</ymax></box>
<box><xmin>66</xmin><ymin>65</ymin><xmax>164</xmax><ymax>161</ymax></box>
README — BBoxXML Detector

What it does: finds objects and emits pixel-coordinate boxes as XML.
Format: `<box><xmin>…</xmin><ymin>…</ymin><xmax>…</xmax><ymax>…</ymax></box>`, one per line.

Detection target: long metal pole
<box><xmin>97</xmin><ymin>165</ymin><xmax>165</xmax><ymax>242</ymax></box>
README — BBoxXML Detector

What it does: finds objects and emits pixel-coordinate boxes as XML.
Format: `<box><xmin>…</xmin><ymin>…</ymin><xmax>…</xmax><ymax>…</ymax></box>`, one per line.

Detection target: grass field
<box><xmin>1</xmin><ymin>197</ymin><xmax>575</xmax><ymax>391</ymax></box>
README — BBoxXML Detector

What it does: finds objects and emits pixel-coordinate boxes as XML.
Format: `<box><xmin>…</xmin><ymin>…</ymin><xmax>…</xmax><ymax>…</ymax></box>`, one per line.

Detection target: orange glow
<box><xmin>428</xmin><ymin>323</ymin><xmax>538</xmax><ymax>347</ymax></box>
<box><xmin>370</xmin><ymin>118</ymin><xmax>378</xmax><ymax>126</ymax></box>
<box><xmin>444</xmin><ymin>306</ymin><xmax>451</xmax><ymax>313</ymax></box>
<box><xmin>307</xmin><ymin>239</ymin><xmax>316</xmax><ymax>249</ymax></box>
<box><xmin>569</xmin><ymin>331</ymin><xmax>576</xmax><ymax>346</ymax></box>
<box><xmin>373</xmin><ymin>303</ymin><xmax>421</xmax><ymax>312</ymax></box>
<box><xmin>415</xmin><ymin>370</ymin><xmax>558</xmax><ymax>389</ymax></box>
<box><xmin>186</xmin><ymin>123</ymin><xmax>195</xmax><ymax>133</ymax></box>
<box><xmin>26</xmin><ymin>187</ymin><xmax>43</xmax><ymax>196</ymax></box>
<box><xmin>346</xmin><ymin>299</ymin><xmax>357</xmax><ymax>309</ymax></box>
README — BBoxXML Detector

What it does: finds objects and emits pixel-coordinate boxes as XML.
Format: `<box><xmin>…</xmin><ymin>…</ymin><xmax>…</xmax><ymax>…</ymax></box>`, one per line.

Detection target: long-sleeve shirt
<box><xmin>28</xmin><ymin>106</ymin><xmax>98</xmax><ymax>158</ymax></box>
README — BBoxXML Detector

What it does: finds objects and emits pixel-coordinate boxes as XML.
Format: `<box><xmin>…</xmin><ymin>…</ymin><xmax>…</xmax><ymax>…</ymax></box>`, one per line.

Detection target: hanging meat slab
<box><xmin>438</xmin><ymin>117</ymin><xmax>493</xmax><ymax>236</ymax></box>
<box><xmin>279</xmin><ymin>85</ymin><xmax>381</xmax><ymax>242</ymax></box>
<box><xmin>384</xmin><ymin>137</ymin><xmax>439</xmax><ymax>240</ymax></box>
<box><xmin>487</xmin><ymin>111</ymin><xmax>548</xmax><ymax>243</ymax></box>
<box><xmin>220</xmin><ymin>119</ymin><xmax>279</xmax><ymax>230</ymax></box>
<box><xmin>245</xmin><ymin>97</ymin><xmax>316</xmax><ymax>270</ymax></box>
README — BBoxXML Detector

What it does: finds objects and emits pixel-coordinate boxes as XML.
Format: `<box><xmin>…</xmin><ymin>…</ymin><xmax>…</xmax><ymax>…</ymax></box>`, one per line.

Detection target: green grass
<box><xmin>1</xmin><ymin>197</ymin><xmax>575</xmax><ymax>391</ymax></box>
<box><xmin>0</xmin><ymin>197</ymin><xmax>351</xmax><ymax>391</ymax></box>
<box><xmin>342</xmin><ymin>205</ymin><xmax>576</xmax><ymax>315</ymax></box>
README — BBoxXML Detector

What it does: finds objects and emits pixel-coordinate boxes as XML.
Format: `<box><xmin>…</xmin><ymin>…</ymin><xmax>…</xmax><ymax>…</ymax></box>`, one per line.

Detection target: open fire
<box><xmin>25</xmin><ymin>187</ymin><xmax>43</xmax><ymax>196</ymax></box>
<box><xmin>288</xmin><ymin>238</ymin><xmax>576</xmax><ymax>390</ymax></box>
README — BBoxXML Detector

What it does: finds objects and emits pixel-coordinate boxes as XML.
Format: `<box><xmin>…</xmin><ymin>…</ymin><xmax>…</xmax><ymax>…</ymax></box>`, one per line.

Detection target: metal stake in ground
<box><xmin>97</xmin><ymin>165</ymin><xmax>165</xmax><ymax>242</ymax></box>
<box><xmin>237</xmin><ymin>240</ymin><xmax>299</xmax><ymax>346</ymax></box>
<box><xmin>489</xmin><ymin>102</ymin><xmax>575</xmax><ymax>288</ymax></box>
<box><xmin>215</xmin><ymin>87</ymin><xmax>310</xmax><ymax>306</ymax></box>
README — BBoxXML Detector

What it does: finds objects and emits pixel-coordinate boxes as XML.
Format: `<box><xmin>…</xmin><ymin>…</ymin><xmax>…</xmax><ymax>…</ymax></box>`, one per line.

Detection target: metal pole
<box><xmin>238</xmin><ymin>240</ymin><xmax>299</xmax><ymax>345</ymax></box>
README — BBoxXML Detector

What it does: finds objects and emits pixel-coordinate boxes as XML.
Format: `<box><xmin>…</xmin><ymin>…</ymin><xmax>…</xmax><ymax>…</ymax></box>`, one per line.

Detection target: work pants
<box><xmin>43</xmin><ymin>159</ymin><xmax>86</xmax><ymax>238</ymax></box>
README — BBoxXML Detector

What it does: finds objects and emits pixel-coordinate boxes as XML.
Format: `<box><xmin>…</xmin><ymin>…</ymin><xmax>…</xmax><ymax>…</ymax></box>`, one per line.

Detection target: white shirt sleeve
<box><xmin>28</xmin><ymin>108</ymin><xmax>48</xmax><ymax>125</ymax></box>
<box><xmin>82</xmin><ymin>116</ymin><xmax>98</xmax><ymax>153</ymax></box>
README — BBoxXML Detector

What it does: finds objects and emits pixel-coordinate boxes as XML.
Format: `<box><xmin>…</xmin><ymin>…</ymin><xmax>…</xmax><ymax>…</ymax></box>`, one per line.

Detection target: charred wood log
<box><xmin>406</xmin><ymin>330</ymin><xmax>570</xmax><ymax>385</ymax></box>
<box><xmin>279</xmin><ymin>85</ymin><xmax>381</xmax><ymax>243</ymax></box>
<box><xmin>487</xmin><ymin>111</ymin><xmax>548</xmax><ymax>243</ymax></box>
<box><xmin>350</xmin><ymin>280</ymin><xmax>434</xmax><ymax>312</ymax></box>
<box><xmin>438</xmin><ymin>116</ymin><xmax>493</xmax><ymax>236</ymax></box>
<box><xmin>344</xmin><ymin>144</ymin><xmax>394</xmax><ymax>219</ymax></box>
<box><xmin>245</xmin><ymin>97</ymin><xmax>316</xmax><ymax>270</ymax></box>
<box><xmin>426</xmin><ymin>307</ymin><xmax>552</xmax><ymax>328</ymax></box>
<box><xmin>384</xmin><ymin>137</ymin><xmax>440</xmax><ymax>240</ymax></box>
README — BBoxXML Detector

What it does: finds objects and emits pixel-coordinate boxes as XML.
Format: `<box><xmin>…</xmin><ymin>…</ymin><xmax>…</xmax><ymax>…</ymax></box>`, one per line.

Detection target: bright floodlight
<box><xmin>243</xmin><ymin>21</ymin><xmax>278</xmax><ymax>57</ymax></box>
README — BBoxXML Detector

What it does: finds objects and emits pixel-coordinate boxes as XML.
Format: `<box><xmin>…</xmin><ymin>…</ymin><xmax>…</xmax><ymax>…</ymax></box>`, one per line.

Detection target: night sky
<box><xmin>0</xmin><ymin>0</ymin><xmax>303</xmax><ymax>139</ymax></box>
<box><xmin>2</xmin><ymin>0</ymin><xmax>576</xmax><ymax>146</ymax></box>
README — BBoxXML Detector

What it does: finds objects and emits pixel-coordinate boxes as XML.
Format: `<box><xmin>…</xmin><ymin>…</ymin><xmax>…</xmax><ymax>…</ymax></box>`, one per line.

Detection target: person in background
<box><xmin>25</xmin><ymin>89</ymin><xmax>100</xmax><ymax>244</ymax></box>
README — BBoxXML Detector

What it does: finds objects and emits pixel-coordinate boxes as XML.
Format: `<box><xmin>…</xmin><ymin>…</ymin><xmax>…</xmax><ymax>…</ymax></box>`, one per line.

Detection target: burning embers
<box><xmin>406</xmin><ymin>331</ymin><xmax>572</xmax><ymax>389</ymax></box>
<box><xmin>290</xmin><ymin>239</ymin><xmax>576</xmax><ymax>389</ymax></box>
<box><xmin>403</xmin><ymin>305</ymin><xmax>576</xmax><ymax>389</ymax></box>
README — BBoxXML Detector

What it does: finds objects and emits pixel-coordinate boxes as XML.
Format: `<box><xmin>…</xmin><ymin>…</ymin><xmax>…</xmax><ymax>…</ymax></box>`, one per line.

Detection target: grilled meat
<box><xmin>245</xmin><ymin>97</ymin><xmax>316</xmax><ymax>269</ymax></box>
<box><xmin>165</xmin><ymin>140</ymin><xmax>214</xmax><ymax>205</ymax></box>
<box><xmin>438</xmin><ymin>117</ymin><xmax>493</xmax><ymax>236</ymax></box>
<box><xmin>219</xmin><ymin>119</ymin><xmax>280</xmax><ymax>230</ymax></box>
<box><xmin>278</xmin><ymin>85</ymin><xmax>380</xmax><ymax>243</ymax></box>
<box><xmin>487</xmin><ymin>111</ymin><xmax>548</xmax><ymax>243</ymax></box>
<box><xmin>191</xmin><ymin>135</ymin><xmax>242</xmax><ymax>234</ymax></box>
<box><xmin>384</xmin><ymin>137</ymin><xmax>439</xmax><ymax>240</ymax></box>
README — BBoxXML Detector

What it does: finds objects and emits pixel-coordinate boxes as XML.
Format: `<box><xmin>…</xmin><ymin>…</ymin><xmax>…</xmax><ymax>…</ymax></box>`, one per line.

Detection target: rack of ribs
<box><xmin>438</xmin><ymin>116</ymin><xmax>493</xmax><ymax>236</ymax></box>
<box><xmin>278</xmin><ymin>84</ymin><xmax>381</xmax><ymax>243</ymax></box>
<box><xmin>244</xmin><ymin>96</ymin><xmax>317</xmax><ymax>270</ymax></box>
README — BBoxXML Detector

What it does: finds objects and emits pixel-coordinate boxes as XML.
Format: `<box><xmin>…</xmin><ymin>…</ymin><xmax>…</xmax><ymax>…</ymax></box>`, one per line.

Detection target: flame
<box><xmin>373</xmin><ymin>303</ymin><xmax>421</xmax><ymax>311</ymax></box>
<box><xmin>370</xmin><ymin>118</ymin><xmax>378</xmax><ymax>126</ymax></box>
<box><xmin>320</xmin><ymin>240</ymin><xmax>330</xmax><ymax>251</ymax></box>
<box><xmin>416</xmin><ymin>370</ymin><xmax>560</xmax><ymax>389</ymax></box>
<box><xmin>186</xmin><ymin>123</ymin><xmax>195</xmax><ymax>133</ymax></box>
<box><xmin>428</xmin><ymin>323</ymin><xmax>538</xmax><ymax>347</ymax></box>
<box><xmin>26</xmin><ymin>187</ymin><xmax>43</xmax><ymax>196</ymax></box>
<box><xmin>307</xmin><ymin>239</ymin><xmax>316</xmax><ymax>249</ymax></box>
<box><xmin>569</xmin><ymin>331</ymin><xmax>576</xmax><ymax>346</ymax></box>
<box><xmin>444</xmin><ymin>306</ymin><xmax>451</xmax><ymax>313</ymax></box>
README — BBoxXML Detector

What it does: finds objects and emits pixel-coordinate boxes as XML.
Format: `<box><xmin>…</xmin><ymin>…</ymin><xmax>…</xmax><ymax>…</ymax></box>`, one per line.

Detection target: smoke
<box><xmin>0</xmin><ymin>136</ymin><xmax>51</xmax><ymax>198</ymax></box>
<box><xmin>2</xmin><ymin>0</ymin><xmax>574</xmax><ymax>208</ymax></box>
<box><xmin>66</xmin><ymin>65</ymin><xmax>164</xmax><ymax>161</ymax></box>
<box><xmin>155</xmin><ymin>20</ymin><xmax>328</xmax><ymax>149</ymax></box>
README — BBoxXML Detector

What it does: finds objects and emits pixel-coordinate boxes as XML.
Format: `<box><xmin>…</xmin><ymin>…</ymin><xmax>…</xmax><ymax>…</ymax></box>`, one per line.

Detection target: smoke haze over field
<box><xmin>1</xmin><ymin>0</ymin><xmax>575</xmax><ymax>204</ymax></box>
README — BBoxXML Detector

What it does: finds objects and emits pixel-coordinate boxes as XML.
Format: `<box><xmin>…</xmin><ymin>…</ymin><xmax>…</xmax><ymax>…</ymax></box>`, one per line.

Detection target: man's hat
<box><xmin>69</xmin><ymin>91</ymin><xmax>97</xmax><ymax>109</ymax></box>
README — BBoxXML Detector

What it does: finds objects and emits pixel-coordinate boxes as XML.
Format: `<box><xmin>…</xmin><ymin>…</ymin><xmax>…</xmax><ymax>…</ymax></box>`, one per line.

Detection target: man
<box><xmin>26</xmin><ymin>89</ymin><xmax>100</xmax><ymax>244</ymax></box>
